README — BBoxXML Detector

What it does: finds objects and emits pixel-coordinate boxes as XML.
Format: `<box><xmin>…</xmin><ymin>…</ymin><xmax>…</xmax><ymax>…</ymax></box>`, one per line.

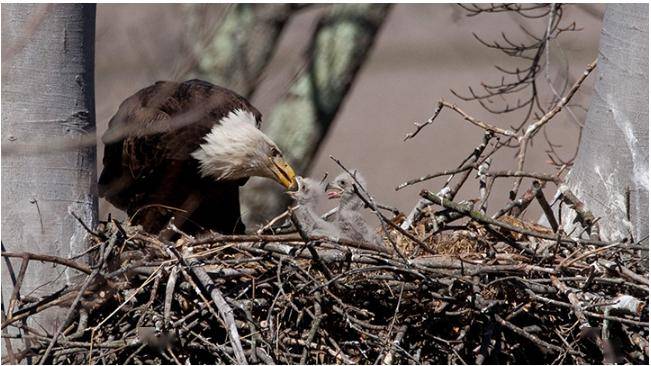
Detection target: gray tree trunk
<box><xmin>1</xmin><ymin>3</ymin><xmax>97</xmax><ymax>328</ymax></box>
<box><xmin>558</xmin><ymin>5</ymin><xmax>648</xmax><ymax>249</ymax></box>
<box><xmin>240</xmin><ymin>4</ymin><xmax>392</xmax><ymax>227</ymax></box>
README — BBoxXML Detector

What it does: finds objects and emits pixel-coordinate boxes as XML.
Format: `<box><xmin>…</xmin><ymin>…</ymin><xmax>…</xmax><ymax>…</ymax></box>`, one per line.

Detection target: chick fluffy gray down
<box><xmin>289</xmin><ymin>177</ymin><xmax>342</xmax><ymax>238</ymax></box>
<box><xmin>327</xmin><ymin>171</ymin><xmax>383</xmax><ymax>246</ymax></box>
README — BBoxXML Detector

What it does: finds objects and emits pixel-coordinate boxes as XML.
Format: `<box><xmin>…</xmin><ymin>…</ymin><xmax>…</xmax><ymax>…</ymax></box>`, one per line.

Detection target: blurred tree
<box><xmin>239</xmin><ymin>4</ymin><xmax>392</xmax><ymax>227</ymax></box>
<box><xmin>1</xmin><ymin>4</ymin><xmax>97</xmax><ymax>329</ymax></box>
<box><xmin>558</xmin><ymin>4</ymin><xmax>648</xmax><ymax>248</ymax></box>
<box><xmin>183</xmin><ymin>3</ymin><xmax>391</xmax><ymax>227</ymax></box>
<box><xmin>182</xmin><ymin>3</ymin><xmax>297</xmax><ymax>97</ymax></box>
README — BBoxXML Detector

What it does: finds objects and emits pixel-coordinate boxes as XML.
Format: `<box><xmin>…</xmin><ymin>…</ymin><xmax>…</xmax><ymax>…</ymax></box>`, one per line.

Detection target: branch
<box><xmin>419</xmin><ymin>190</ymin><xmax>642</xmax><ymax>249</ymax></box>
<box><xmin>404</xmin><ymin>100</ymin><xmax>516</xmax><ymax>141</ymax></box>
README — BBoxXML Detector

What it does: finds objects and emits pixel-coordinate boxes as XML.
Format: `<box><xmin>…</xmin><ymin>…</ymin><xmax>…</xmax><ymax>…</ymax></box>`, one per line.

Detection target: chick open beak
<box><xmin>325</xmin><ymin>182</ymin><xmax>343</xmax><ymax>199</ymax></box>
<box><xmin>269</xmin><ymin>155</ymin><xmax>297</xmax><ymax>190</ymax></box>
<box><xmin>285</xmin><ymin>176</ymin><xmax>305</xmax><ymax>199</ymax></box>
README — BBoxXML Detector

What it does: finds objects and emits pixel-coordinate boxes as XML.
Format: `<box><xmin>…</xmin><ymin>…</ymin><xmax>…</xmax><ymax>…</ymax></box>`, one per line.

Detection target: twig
<box><xmin>300</xmin><ymin>299</ymin><xmax>323</xmax><ymax>364</ymax></box>
<box><xmin>403</xmin><ymin>102</ymin><xmax>444</xmax><ymax>141</ymax></box>
<box><xmin>330</xmin><ymin>155</ymin><xmax>413</xmax><ymax>260</ymax></box>
<box><xmin>558</xmin><ymin>184</ymin><xmax>600</xmax><ymax>240</ymax></box>
<box><xmin>185</xmin><ymin>257</ymin><xmax>248</xmax><ymax>365</ymax></box>
<box><xmin>396</xmin><ymin>166</ymin><xmax>474</xmax><ymax>191</ymax></box>
<box><xmin>420</xmin><ymin>190</ymin><xmax>640</xmax><ymax>248</ymax></box>
<box><xmin>494</xmin><ymin>314</ymin><xmax>566</xmax><ymax>354</ymax></box>
<box><xmin>511</xmin><ymin>59</ymin><xmax>596</xmax><ymax>196</ymax></box>
<box><xmin>478</xmin><ymin>158</ymin><xmax>492</xmax><ymax>214</ymax></box>
<box><xmin>550</xmin><ymin>276</ymin><xmax>591</xmax><ymax>330</ymax></box>
<box><xmin>534</xmin><ymin>180</ymin><xmax>559</xmax><ymax>231</ymax></box>
<box><xmin>1</xmin><ymin>252</ymin><xmax>92</xmax><ymax>275</ymax></box>
<box><xmin>493</xmin><ymin>180</ymin><xmax>541</xmax><ymax>218</ymax></box>
<box><xmin>39</xmin><ymin>229</ymin><xmax>122</xmax><ymax>364</ymax></box>
<box><xmin>163</xmin><ymin>265</ymin><xmax>179</xmax><ymax>327</ymax></box>
<box><xmin>6</xmin><ymin>258</ymin><xmax>29</xmax><ymax>318</ymax></box>
<box><xmin>428</xmin><ymin>100</ymin><xmax>517</xmax><ymax>137</ymax></box>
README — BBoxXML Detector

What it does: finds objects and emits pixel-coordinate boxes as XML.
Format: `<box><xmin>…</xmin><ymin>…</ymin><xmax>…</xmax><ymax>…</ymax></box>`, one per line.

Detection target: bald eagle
<box><xmin>98</xmin><ymin>80</ymin><xmax>296</xmax><ymax>235</ymax></box>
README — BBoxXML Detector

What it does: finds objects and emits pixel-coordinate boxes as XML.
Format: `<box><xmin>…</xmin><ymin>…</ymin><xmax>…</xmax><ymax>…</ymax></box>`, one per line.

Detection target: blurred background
<box><xmin>95</xmin><ymin>3</ymin><xmax>605</xmax><ymax>228</ymax></box>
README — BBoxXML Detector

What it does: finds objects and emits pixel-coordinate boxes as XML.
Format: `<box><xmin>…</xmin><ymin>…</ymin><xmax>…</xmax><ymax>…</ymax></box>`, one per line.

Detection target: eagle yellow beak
<box><xmin>269</xmin><ymin>156</ymin><xmax>297</xmax><ymax>190</ymax></box>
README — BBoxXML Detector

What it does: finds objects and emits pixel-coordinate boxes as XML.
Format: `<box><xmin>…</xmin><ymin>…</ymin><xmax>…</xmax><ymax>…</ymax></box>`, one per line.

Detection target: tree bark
<box><xmin>240</xmin><ymin>4</ymin><xmax>392</xmax><ymax>227</ymax></box>
<box><xmin>556</xmin><ymin>5</ymin><xmax>648</xmax><ymax>250</ymax></box>
<box><xmin>1</xmin><ymin>3</ymin><xmax>97</xmax><ymax>327</ymax></box>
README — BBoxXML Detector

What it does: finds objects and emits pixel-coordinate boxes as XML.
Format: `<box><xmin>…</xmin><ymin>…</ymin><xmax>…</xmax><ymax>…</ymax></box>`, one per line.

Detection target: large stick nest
<box><xmin>2</xmin><ymin>199</ymin><xmax>648</xmax><ymax>364</ymax></box>
<box><xmin>2</xmin><ymin>57</ymin><xmax>649</xmax><ymax>363</ymax></box>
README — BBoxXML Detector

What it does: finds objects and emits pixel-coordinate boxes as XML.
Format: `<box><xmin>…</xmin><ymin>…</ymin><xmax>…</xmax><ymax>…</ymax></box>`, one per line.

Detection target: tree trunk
<box><xmin>183</xmin><ymin>3</ymin><xmax>295</xmax><ymax>97</ymax></box>
<box><xmin>240</xmin><ymin>4</ymin><xmax>392</xmax><ymax>227</ymax></box>
<box><xmin>1</xmin><ymin>3</ymin><xmax>97</xmax><ymax>327</ymax></box>
<box><xmin>557</xmin><ymin>5</ymin><xmax>648</xmax><ymax>250</ymax></box>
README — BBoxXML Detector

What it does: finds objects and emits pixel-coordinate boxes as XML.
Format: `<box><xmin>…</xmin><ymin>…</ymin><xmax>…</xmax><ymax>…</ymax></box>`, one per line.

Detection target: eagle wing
<box><xmin>98</xmin><ymin>80</ymin><xmax>262</xmax><ymax>212</ymax></box>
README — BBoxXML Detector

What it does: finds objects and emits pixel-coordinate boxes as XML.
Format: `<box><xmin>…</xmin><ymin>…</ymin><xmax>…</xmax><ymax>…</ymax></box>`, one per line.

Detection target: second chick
<box><xmin>326</xmin><ymin>171</ymin><xmax>383</xmax><ymax>247</ymax></box>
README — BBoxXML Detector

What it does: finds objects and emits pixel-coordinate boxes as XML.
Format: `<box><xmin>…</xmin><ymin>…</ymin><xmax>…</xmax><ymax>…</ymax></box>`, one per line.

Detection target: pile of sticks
<box><xmin>1</xmin><ymin>181</ymin><xmax>648</xmax><ymax>364</ymax></box>
<box><xmin>1</xmin><ymin>59</ymin><xmax>648</xmax><ymax>364</ymax></box>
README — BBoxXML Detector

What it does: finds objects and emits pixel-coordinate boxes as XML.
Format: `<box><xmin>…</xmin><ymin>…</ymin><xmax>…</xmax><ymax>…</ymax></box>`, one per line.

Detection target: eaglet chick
<box><xmin>288</xmin><ymin>176</ymin><xmax>342</xmax><ymax>238</ymax></box>
<box><xmin>326</xmin><ymin>171</ymin><xmax>383</xmax><ymax>246</ymax></box>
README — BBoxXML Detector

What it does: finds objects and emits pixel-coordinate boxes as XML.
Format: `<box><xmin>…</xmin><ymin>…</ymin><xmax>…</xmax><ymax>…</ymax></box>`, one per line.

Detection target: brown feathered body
<box><xmin>98</xmin><ymin>80</ymin><xmax>262</xmax><ymax>235</ymax></box>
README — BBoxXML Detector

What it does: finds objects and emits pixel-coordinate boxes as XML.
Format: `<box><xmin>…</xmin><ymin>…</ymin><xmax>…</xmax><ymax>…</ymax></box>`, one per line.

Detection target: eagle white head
<box><xmin>191</xmin><ymin>109</ymin><xmax>297</xmax><ymax>189</ymax></box>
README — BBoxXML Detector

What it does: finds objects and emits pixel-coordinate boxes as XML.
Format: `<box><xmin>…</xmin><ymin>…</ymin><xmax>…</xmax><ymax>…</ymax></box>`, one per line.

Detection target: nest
<box><xmin>2</xmin><ymin>135</ymin><xmax>648</xmax><ymax>365</ymax></box>
<box><xmin>2</xmin><ymin>212</ymin><xmax>648</xmax><ymax>364</ymax></box>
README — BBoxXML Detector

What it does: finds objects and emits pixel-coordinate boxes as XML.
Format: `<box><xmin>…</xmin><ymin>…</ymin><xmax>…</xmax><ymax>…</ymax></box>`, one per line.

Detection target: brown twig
<box><xmin>511</xmin><ymin>59</ymin><xmax>596</xmax><ymax>196</ymax></box>
<box><xmin>1</xmin><ymin>252</ymin><xmax>92</xmax><ymax>275</ymax></box>
<box><xmin>420</xmin><ymin>190</ymin><xmax>640</xmax><ymax>249</ymax></box>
